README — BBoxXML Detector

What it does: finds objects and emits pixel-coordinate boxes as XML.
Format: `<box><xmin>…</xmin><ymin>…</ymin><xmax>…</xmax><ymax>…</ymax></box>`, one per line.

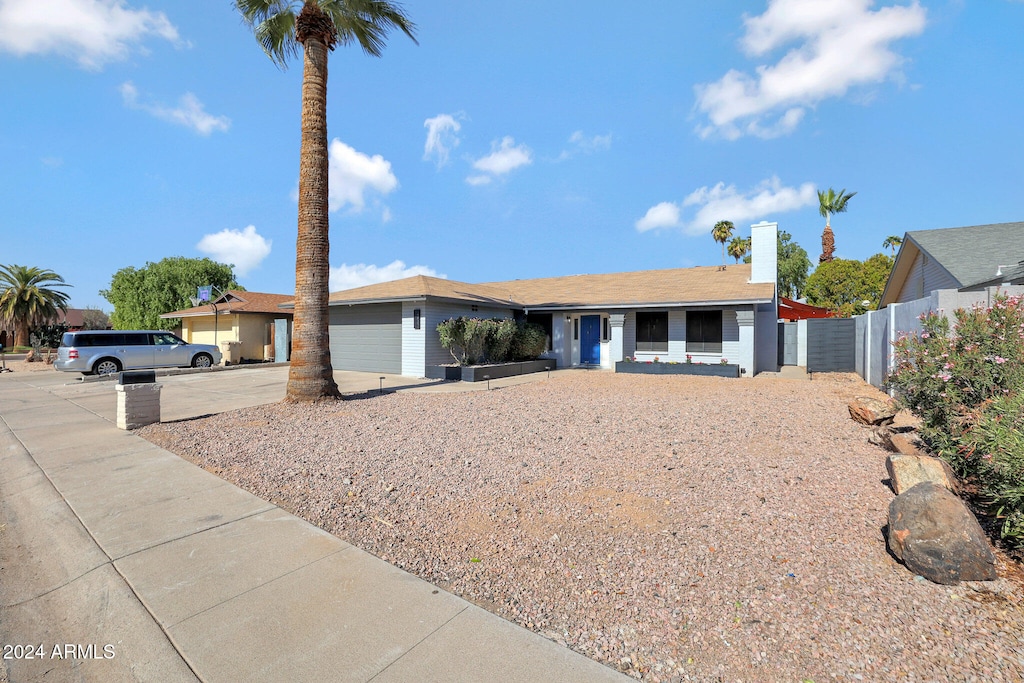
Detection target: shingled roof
<box><xmin>323</xmin><ymin>265</ymin><xmax>773</xmax><ymax>310</ymax></box>
<box><xmin>161</xmin><ymin>291</ymin><xmax>293</xmax><ymax>319</ymax></box>
<box><xmin>880</xmin><ymin>222</ymin><xmax>1024</xmax><ymax>306</ymax></box>
<box><xmin>904</xmin><ymin>222</ymin><xmax>1024</xmax><ymax>288</ymax></box>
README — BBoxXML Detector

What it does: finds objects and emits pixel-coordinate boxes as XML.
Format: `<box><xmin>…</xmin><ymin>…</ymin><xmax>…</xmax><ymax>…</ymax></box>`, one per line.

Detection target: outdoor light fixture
<box><xmin>545</xmin><ymin>365</ymin><xmax>551</xmax><ymax>379</ymax></box>
<box><xmin>483</xmin><ymin>374</ymin><xmax>490</xmax><ymax>390</ymax></box>
<box><xmin>413</xmin><ymin>309</ymin><xmax>421</xmax><ymax>330</ymax></box>
<box><xmin>379</xmin><ymin>376</ymin><xmax>385</xmax><ymax>395</ymax></box>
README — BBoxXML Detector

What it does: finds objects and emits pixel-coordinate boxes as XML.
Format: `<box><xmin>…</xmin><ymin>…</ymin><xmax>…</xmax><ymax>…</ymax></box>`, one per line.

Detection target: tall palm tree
<box><xmin>817</xmin><ymin>187</ymin><xmax>856</xmax><ymax>263</ymax></box>
<box><xmin>712</xmin><ymin>220</ymin><xmax>735</xmax><ymax>267</ymax></box>
<box><xmin>727</xmin><ymin>236</ymin><xmax>750</xmax><ymax>264</ymax></box>
<box><xmin>882</xmin><ymin>235</ymin><xmax>903</xmax><ymax>256</ymax></box>
<box><xmin>236</xmin><ymin>0</ymin><xmax>416</xmax><ymax>402</ymax></box>
<box><xmin>0</xmin><ymin>265</ymin><xmax>71</xmax><ymax>349</ymax></box>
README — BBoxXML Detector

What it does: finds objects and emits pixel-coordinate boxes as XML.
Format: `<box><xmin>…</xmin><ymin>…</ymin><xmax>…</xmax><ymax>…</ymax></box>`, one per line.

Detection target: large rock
<box><xmin>887</xmin><ymin>481</ymin><xmax>997</xmax><ymax>584</ymax></box>
<box><xmin>849</xmin><ymin>396</ymin><xmax>897</xmax><ymax>426</ymax></box>
<box><xmin>886</xmin><ymin>453</ymin><xmax>955</xmax><ymax>494</ymax></box>
<box><xmin>890</xmin><ymin>431</ymin><xmax>926</xmax><ymax>456</ymax></box>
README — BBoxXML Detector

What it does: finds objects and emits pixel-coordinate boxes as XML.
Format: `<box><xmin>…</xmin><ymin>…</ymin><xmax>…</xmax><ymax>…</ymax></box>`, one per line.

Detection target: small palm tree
<box><xmin>882</xmin><ymin>235</ymin><xmax>903</xmax><ymax>256</ymax></box>
<box><xmin>236</xmin><ymin>0</ymin><xmax>416</xmax><ymax>401</ymax></box>
<box><xmin>817</xmin><ymin>187</ymin><xmax>856</xmax><ymax>263</ymax></box>
<box><xmin>727</xmin><ymin>236</ymin><xmax>751</xmax><ymax>264</ymax></box>
<box><xmin>712</xmin><ymin>220</ymin><xmax>735</xmax><ymax>267</ymax></box>
<box><xmin>0</xmin><ymin>265</ymin><xmax>71</xmax><ymax>349</ymax></box>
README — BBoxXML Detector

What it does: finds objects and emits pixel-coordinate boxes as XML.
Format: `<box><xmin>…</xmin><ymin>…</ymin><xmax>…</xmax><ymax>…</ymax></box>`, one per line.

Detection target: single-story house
<box><xmin>161</xmin><ymin>290</ymin><xmax>293</xmax><ymax>362</ymax></box>
<box><xmin>880</xmin><ymin>221</ymin><xmax>1024</xmax><ymax>307</ymax></box>
<box><xmin>320</xmin><ymin>221</ymin><xmax>781</xmax><ymax>378</ymax></box>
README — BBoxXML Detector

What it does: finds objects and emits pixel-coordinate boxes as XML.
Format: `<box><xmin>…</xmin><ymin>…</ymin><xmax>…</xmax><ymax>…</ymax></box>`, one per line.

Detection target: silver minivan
<box><xmin>54</xmin><ymin>330</ymin><xmax>223</xmax><ymax>376</ymax></box>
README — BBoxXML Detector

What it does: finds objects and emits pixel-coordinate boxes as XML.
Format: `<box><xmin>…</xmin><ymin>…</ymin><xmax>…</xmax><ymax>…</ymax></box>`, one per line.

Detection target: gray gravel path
<box><xmin>141</xmin><ymin>372</ymin><xmax>1024</xmax><ymax>682</ymax></box>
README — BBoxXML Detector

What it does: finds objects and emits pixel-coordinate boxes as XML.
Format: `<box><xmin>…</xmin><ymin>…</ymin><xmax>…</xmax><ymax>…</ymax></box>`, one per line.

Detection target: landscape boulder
<box><xmin>848</xmin><ymin>396</ymin><xmax>897</xmax><ymax>426</ymax></box>
<box><xmin>886</xmin><ymin>453</ymin><xmax>957</xmax><ymax>495</ymax></box>
<box><xmin>887</xmin><ymin>481</ymin><xmax>996</xmax><ymax>585</ymax></box>
<box><xmin>890</xmin><ymin>431</ymin><xmax>926</xmax><ymax>456</ymax></box>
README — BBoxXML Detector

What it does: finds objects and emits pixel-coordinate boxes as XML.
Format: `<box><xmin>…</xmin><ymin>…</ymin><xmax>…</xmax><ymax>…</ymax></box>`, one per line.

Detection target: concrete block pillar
<box><xmin>116</xmin><ymin>383</ymin><xmax>162</xmax><ymax>430</ymax></box>
<box><xmin>735</xmin><ymin>309</ymin><xmax>755</xmax><ymax>377</ymax></box>
<box><xmin>609</xmin><ymin>313</ymin><xmax>626</xmax><ymax>363</ymax></box>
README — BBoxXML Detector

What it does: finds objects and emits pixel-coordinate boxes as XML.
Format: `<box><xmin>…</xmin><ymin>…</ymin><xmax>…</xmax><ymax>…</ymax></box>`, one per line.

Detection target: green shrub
<box><xmin>437</xmin><ymin>317</ymin><xmax>548</xmax><ymax>365</ymax></box>
<box><xmin>510</xmin><ymin>322</ymin><xmax>547</xmax><ymax>361</ymax></box>
<box><xmin>955</xmin><ymin>391</ymin><xmax>1024</xmax><ymax>546</ymax></box>
<box><xmin>886</xmin><ymin>294</ymin><xmax>1024</xmax><ymax>546</ymax></box>
<box><xmin>30</xmin><ymin>322</ymin><xmax>69</xmax><ymax>350</ymax></box>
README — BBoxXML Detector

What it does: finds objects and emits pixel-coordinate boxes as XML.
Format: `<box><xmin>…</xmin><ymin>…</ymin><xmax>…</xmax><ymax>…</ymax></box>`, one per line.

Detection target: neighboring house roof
<box><xmin>881</xmin><ymin>222</ymin><xmax>1024</xmax><ymax>306</ymax></box>
<box><xmin>321</xmin><ymin>265</ymin><xmax>774</xmax><ymax>310</ymax></box>
<box><xmin>54</xmin><ymin>308</ymin><xmax>86</xmax><ymax>327</ymax></box>
<box><xmin>160</xmin><ymin>291</ymin><xmax>294</xmax><ymax>319</ymax></box>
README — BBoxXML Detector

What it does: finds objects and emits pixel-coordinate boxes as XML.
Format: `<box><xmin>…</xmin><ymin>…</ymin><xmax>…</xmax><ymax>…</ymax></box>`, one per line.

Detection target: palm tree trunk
<box><xmin>287</xmin><ymin>27</ymin><xmax>340</xmax><ymax>401</ymax></box>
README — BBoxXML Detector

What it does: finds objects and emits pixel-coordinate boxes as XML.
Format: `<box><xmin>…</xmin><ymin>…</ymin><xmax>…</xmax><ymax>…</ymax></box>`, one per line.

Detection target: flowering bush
<box><xmin>685</xmin><ymin>354</ymin><xmax>693</xmax><ymax>364</ymax></box>
<box><xmin>886</xmin><ymin>294</ymin><xmax>1024</xmax><ymax>546</ymax></box>
<box><xmin>720</xmin><ymin>358</ymin><xmax>729</xmax><ymax>365</ymax></box>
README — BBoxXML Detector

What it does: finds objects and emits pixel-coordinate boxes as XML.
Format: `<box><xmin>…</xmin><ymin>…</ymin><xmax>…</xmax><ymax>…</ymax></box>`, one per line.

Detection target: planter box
<box><xmin>426</xmin><ymin>365</ymin><xmax>462</xmax><ymax>380</ymax></box>
<box><xmin>428</xmin><ymin>359</ymin><xmax>555</xmax><ymax>382</ymax></box>
<box><xmin>615</xmin><ymin>361</ymin><xmax>740</xmax><ymax>377</ymax></box>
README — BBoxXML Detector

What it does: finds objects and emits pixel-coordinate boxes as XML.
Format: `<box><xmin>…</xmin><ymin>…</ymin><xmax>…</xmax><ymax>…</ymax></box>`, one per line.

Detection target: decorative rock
<box><xmin>887</xmin><ymin>481</ymin><xmax>997</xmax><ymax>585</ymax></box>
<box><xmin>848</xmin><ymin>396</ymin><xmax>897</xmax><ymax>426</ymax></box>
<box><xmin>868</xmin><ymin>425</ymin><xmax>894</xmax><ymax>450</ymax></box>
<box><xmin>886</xmin><ymin>453</ymin><xmax>954</xmax><ymax>494</ymax></box>
<box><xmin>890</xmin><ymin>431</ymin><xmax>926</xmax><ymax>456</ymax></box>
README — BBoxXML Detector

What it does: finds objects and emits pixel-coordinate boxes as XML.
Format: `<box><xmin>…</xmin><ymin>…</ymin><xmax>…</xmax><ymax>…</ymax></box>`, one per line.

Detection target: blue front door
<box><xmin>580</xmin><ymin>315</ymin><xmax>601</xmax><ymax>364</ymax></box>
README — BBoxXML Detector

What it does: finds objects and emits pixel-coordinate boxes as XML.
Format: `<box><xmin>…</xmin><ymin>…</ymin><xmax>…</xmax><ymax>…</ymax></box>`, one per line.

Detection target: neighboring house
<box><xmin>161</xmin><ymin>291</ymin><xmax>293</xmax><ymax>362</ymax></box>
<box><xmin>317</xmin><ymin>222</ymin><xmax>780</xmax><ymax>378</ymax></box>
<box><xmin>880</xmin><ymin>221</ymin><xmax>1024</xmax><ymax>307</ymax></box>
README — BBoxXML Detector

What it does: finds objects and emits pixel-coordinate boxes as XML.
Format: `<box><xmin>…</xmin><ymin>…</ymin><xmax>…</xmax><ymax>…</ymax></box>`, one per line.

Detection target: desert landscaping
<box><xmin>141</xmin><ymin>371</ymin><xmax>1024</xmax><ymax>682</ymax></box>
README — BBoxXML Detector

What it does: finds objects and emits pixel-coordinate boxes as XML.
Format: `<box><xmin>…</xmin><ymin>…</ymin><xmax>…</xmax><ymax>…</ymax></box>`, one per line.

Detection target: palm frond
<box><xmin>322</xmin><ymin>0</ymin><xmax>417</xmax><ymax>56</ymax></box>
<box><xmin>235</xmin><ymin>0</ymin><xmax>299</xmax><ymax>67</ymax></box>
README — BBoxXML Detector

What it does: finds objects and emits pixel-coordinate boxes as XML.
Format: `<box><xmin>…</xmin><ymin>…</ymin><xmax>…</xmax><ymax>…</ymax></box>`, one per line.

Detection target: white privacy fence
<box><xmin>854</xmin><ymin>286</ymin><xmax>1024</xmax><ymax>389</ymax></box>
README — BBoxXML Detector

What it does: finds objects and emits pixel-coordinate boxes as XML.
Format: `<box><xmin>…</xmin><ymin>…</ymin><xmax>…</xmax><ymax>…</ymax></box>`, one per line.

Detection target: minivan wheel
<box><xmin>93</xmin><ymin>358</ymin><xmax>121</xmax><ymax>376</ymax></box>
<box><xmin>192</xmin><ymin>353</ymin><xmax>213</xmax><ymax>369</ymax></box>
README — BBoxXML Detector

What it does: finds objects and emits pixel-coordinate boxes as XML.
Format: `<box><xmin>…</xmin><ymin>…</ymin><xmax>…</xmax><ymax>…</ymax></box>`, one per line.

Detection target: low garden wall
<box><xmin>426</xmin><ymin>359</ymin><xmax>556</xmax><ymax>382</ymax></box>
<box><xmin>615</xmin><ymin>361</ymin><xmax>740</xmax><ymax>378</ymax></box>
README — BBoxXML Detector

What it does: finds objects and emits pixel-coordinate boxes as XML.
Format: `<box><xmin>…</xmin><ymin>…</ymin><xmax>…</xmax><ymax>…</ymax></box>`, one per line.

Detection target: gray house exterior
<box><xmin>323</xmin><ymin>222</ymin><xmax>781</xmax><ymax>378</ymax></box>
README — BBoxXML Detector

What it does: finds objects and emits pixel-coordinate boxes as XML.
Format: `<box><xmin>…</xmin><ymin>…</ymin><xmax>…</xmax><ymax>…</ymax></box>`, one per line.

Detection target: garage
<box><xmin>328</xmin><ymin>303</ymin><xmax>402</xmax><ymax>373</ymax></box>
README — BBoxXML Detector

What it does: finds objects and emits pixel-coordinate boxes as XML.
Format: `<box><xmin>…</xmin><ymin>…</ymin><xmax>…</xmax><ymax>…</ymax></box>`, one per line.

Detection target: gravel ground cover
<box><xmin>141</xmin><ymin>371</ymin><xmax>1024</xmax><ymax>682</ymax></box>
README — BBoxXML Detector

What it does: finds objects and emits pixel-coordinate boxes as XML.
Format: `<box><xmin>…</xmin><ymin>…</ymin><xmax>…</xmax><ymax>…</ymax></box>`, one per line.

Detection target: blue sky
<box><xmin>2</xmin><ymin>0</ymin><xmax>1023</xmax><ymax>310</ymax></box>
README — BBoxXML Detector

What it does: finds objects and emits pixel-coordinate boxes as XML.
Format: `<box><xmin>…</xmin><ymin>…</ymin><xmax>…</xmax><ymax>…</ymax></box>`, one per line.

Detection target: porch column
<box><xmin>735</xmin><ymin>309</ymin><xmax>754</xmax><ymax>376</ymax></box>
<box><xmin>609</xmin><ymin>313</ymin><xmax>625</xmax><ymax>364</ymax></box>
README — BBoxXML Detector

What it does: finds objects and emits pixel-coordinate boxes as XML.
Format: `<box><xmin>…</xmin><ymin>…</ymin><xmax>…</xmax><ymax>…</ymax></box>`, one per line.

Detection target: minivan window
<box><xmin>153</xmin><ymin>333</ymin><xmax>181</xmax><ymax>346</ymax></box>
<box><xmin>123</xmin><ymin>333</ymin><xmax>149</xmax><ymax>346</ymax></box>
<box><xmin>61</xmin><ymin>333</ymin><xmax>75</xmax><ymax>347</ymax></box>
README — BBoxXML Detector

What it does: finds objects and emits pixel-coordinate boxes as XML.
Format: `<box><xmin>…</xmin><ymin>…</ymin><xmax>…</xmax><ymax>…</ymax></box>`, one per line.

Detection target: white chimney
<box><xmin>749</xmin><ymin>221</ymin><xmax>778</xmax><ymax>286</ymax></box>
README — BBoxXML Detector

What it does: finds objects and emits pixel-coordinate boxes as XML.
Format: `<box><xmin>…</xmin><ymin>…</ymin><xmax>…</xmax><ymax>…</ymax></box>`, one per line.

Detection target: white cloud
<box><xmin>196</xmin><ymin>225</ymin><xmax>272</xmax><ymax>277</ymax></box>
<box><xmin>329</xmin><ymin>260</ymin><xmax>446</xmax><ymax>292</ymax></box>
<box><xmin>467</xmin><ymin>136</ymin><xmax>532</xmax><ymax>184</ymax></box>
<box><xmin>635</xmin><ymin>202</ymin><xmax>682</xmax><ymax>232</ymax></box>
<box><xmin>423</xmin><ymin>113</ymin><xmax>462</xmax><ymax>168</ymax></box>
<box><xmin>695</xmin><ymin>0</ymin><xmax>927</xmax><ymax>139</ymax></box>
<box><xmin>636</xmin><ymin>177</ymin><xmax>817</xmax><ymax>235</ymax></box>
<box><xmin>558</xmin><ymin>130</ymin><xmax>613</xmax><ymax>160</ymax></box>
<box><xmin>120</xmin><ymin>81</ymin><xmax>230</xmax><ymax>135</ymax></box>
<box><xmin>328</xmin><ymin>138</ymin><xmax>399</xmax><ymax>212</ymax></box>
<box><xmin>0</xmin><ymin>0</ymin><xmax>180</xmax><ymax>69</ymax></box>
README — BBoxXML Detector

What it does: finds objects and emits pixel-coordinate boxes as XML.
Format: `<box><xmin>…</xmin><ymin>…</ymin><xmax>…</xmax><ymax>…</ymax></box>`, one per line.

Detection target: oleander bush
<box><xmin>886</xmin><ymin>294</ymin><xmax>1024</xmax><ymax>546</ymax></box>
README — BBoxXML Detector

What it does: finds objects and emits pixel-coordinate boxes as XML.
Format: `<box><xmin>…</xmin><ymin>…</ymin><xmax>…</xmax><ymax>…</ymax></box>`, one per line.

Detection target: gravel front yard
<box><xmin>141</xmin><ymin>371</ymin><xmax>1024</xmax><ymax>682</ymax></box>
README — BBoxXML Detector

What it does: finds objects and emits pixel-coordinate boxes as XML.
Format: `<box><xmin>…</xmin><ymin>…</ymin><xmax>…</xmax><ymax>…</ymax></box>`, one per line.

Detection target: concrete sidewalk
<box><xmin>0</xmin><ymin>368</ymin><xmax>627</xmax><ymax>682</ymax></box>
